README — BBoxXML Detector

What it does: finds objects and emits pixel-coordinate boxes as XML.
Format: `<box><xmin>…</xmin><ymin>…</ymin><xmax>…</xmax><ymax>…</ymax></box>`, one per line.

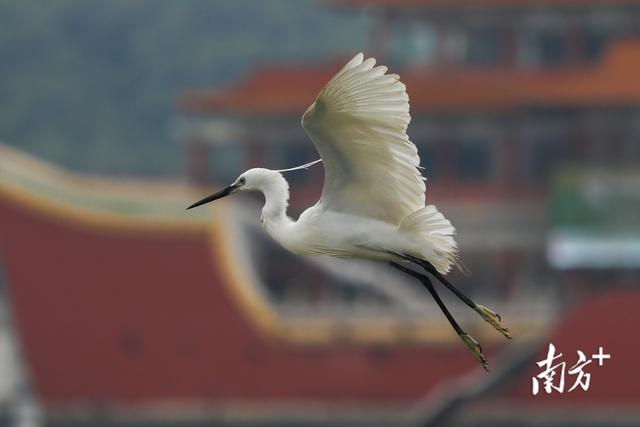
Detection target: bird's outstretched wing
<box><xmin>301</xmin><ymin>53</ymin><xmax>425</xmax><ymax>225</ymax></box>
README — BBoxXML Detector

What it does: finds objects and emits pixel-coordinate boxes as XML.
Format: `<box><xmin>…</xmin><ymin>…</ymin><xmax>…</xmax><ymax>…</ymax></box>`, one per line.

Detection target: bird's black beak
<box><xmin>186</xmin><ymin>184</ymin><xmax>237</xmax><ymax>210</ymax></box>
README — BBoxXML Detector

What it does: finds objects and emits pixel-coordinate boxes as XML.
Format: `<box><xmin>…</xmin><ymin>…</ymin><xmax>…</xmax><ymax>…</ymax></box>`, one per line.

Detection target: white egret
<box><xmin>187</xmin><ymin>53</ymin><xmax>511</xmax><ymax>370</ymax></box>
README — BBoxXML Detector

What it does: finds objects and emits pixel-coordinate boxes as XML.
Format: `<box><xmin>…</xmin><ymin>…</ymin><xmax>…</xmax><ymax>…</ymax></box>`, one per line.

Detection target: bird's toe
<box><xmin>475</xmin><ymin>304</ymin><xmax>512</xmax><ymax>339</ymax></box>
<box><xmin>459</xmin><ymin>332</ymin><xmax>489</xmax><ymax>371</ymax></box>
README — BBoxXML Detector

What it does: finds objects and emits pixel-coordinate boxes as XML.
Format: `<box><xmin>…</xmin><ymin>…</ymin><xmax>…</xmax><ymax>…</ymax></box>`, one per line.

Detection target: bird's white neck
<box><xmin>258</xmin><ymin>172</ymin><xmax>294</xmax><ymax>241</ymax></box>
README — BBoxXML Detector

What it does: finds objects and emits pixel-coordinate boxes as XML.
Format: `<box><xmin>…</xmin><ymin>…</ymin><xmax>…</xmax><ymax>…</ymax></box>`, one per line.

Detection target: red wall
<box><xmin>0</xmin><ymin>197</ymin><xmax>483</xmax><ymax>406</ymax></box>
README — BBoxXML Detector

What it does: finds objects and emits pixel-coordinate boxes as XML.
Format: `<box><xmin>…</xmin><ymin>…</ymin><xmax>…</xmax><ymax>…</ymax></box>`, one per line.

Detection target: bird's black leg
<box><xmin>403</xmin><ymin>254</ymin><xmax>511</xmax><ymax>339</ymax></box>
<box><xmin>389</xmin><ymin>262</ymin><xmax>488</xmax><ymax>371</ymax></box>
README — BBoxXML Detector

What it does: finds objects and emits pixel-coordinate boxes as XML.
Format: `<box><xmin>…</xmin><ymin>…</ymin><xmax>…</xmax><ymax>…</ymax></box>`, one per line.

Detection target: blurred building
<box><xmin>180</xmin><ymin>0</ymin><xmax>640</xmax><ymax>308</ymax></box>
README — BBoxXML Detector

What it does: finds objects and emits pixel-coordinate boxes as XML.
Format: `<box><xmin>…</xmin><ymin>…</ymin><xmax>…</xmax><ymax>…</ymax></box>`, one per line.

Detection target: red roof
<box><xmin>488</xmin><ymin>290</ymin><xmax>640</xmax><ymax>406</ymax></box>
<box><xmin>181</xmin><ymin>40</ymin><xmax>640</xmax><ymax>116</ymax></box>
<box><xmin>0</xmin><ymin>156</ymin><xmax>498</xmax><ymax>408</ymax></box>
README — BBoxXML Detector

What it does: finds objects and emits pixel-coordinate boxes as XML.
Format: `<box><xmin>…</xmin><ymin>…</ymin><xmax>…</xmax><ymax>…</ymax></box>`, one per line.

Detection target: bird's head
<box><xmin>186</xmin><ymin>168</ymin><xmax>279</xmax><ymax>210</ymax></box>
<box><xmin>186</xmin><ymin>159</ymin><xmax>321</xmax><ymax>210</ymax></box>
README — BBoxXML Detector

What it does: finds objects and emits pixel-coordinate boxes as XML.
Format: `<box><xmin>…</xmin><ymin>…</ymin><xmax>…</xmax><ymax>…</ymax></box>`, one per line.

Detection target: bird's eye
<box><xmin>239</xmin><ymin>177</ymin><xmax>246</xmax><ymax>185</ymax></box>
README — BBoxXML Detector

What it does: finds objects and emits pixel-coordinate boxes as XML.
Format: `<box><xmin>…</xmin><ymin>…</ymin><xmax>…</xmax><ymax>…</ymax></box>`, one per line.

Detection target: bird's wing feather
<box><xmin>301</xmin><ymin>53</ymin><xmax>425</xmax><ymax>225</ymax></box>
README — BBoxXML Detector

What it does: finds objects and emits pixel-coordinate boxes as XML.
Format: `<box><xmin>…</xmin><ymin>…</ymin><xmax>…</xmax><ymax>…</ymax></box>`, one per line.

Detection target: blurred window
<box><xmin>208</xmin><ymin>142</ymin><xmax>242</xmax><ymax>183</ymax></box>
<box><xmin>456</xmin><ymin>137</ymin><xmax>492</xmax><ymax>182</ymax></box>
<box><xmin>584</xmin><ymin>30</ymin><xmax>608</xmax><ymax>62</ymax></box>
<box><xmin>414</xmin><ymin>139</ymin><xmax>437</xmax><ymax>179</ymax></box>
<box><xmin>389</xmin><ymin>21</ymin><xmax>437</xmax><ymax>66</ymax></box>
<box><xmin>462</xmin><ymin>28</ymin><xmax>501</xmax><ymax>66</ymax></box>
<box><xmin>449</xmin><ymin>252</ymin><xmax>497</xmax><ymax>300</ymax></box>
<box><xmin>521</xmin><ymin>29</ymin><xmax>567</xmax><ymax>67</ymax></box>
<box><xmin>529</xmin><ymin>136</ymin><xmax>566</xmax><ymax>183</ymax></box>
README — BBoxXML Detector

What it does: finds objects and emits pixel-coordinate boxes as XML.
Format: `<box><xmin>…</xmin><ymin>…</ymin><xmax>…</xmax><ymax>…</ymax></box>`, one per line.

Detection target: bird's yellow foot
<box><xmin>475</xmin><ymin>304</ymin><xmax>511</xmax><ymax>339</ymax></box>
<box><xmin>460</xmin><ymin>333</ymin><xmax>489</xmax><ymax>371</ymax></box>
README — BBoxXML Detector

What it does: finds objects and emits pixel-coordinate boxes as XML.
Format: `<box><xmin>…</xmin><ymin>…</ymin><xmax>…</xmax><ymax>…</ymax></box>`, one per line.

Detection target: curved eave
<box><xmin>0</xmin><ymin>144</ymin><xmax>539</xmax><ymax>348</ymax></box>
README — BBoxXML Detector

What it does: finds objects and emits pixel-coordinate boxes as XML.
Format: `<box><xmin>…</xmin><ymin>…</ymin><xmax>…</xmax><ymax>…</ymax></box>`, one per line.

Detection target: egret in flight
<box><xmin>187</xmin><ymin>53</ymin><xmax>511</xmax><ymax>370</ymax></box>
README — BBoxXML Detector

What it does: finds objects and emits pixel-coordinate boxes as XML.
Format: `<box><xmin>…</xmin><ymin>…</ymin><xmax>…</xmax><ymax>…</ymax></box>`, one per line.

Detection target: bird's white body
<box><xmin>245</xmin><ymin>166</ymin><xmax>456</xmax><ymax>273</ymax></box>
<box><xmin>231</xmin><ymin>52</ymin><xmax>459</xmax><ymax>274</ymax></box>
<box><xmin>188</xmin><ymin>53</ymin><xmax>511</xmax><ymax>369</ymax></box>
<box><xmin>258</xmin><ymin>172</ymin><xmax>404</xmax><ymax>260</ymax></box>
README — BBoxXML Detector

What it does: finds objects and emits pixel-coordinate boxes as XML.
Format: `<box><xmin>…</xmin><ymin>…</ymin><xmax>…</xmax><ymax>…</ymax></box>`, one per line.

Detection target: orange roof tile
<box><xmin>181</xmin><ymin>64</ymin><xmax>332</xmax><ymax>116</ymax></box>
<box><xmin>525</xmin><ymin>40</ymin><xmax>640</xmax><ymax>106</ymax></box>
<box><xmin>180</xmin><ymin>40</ymin><xmax>640</xmax><ymax>116</ymax></box>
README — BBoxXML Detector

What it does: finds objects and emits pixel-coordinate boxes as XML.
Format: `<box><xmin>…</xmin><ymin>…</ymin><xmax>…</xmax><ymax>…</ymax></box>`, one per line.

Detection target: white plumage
<box><xmin>301</xmin><ymin>53</ymin><xmax>457</xmax><ymax>273</ymax></box>
<box><xmin>302</xmin><ymin>54</ymin><xmax>422</xmax><ymax>223</ymax></box>
<box><xmin>188</xmin><ymin>53</ymin><xmax>511</xmax><ymax>370</ymax></box>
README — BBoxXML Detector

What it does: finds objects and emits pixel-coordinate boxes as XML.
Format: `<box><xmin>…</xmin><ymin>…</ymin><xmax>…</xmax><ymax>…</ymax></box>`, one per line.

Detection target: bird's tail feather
<box><xmin>399</xmin><ymin>205</ymin><xmax>462</xmax><ymax>274</ymax></box>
